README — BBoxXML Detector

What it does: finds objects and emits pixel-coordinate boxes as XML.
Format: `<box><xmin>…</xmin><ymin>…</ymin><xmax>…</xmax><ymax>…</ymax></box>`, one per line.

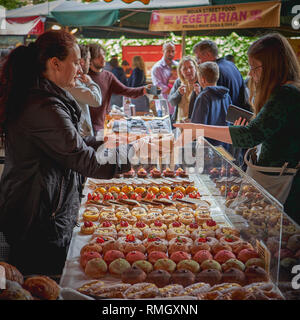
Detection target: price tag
<box><xmin>256</xmin><ymin>240</ymin><xmax>271</xmax><ymax>274</ymax></box>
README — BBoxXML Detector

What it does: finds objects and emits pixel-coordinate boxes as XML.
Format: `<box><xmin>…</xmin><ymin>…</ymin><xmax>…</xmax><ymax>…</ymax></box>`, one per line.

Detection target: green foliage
<box><xmin>79</xmin><ymin>32</ymin><xmax>259</xmax><ymax>78</ymax></box>
<box><xmin>0</xmin><ymin>0</ymin><xmax>27</xmax><ymax>10</ymax></box>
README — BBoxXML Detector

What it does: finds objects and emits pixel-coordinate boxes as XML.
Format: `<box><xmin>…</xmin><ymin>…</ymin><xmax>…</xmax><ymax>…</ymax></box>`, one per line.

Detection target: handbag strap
<box><xmin>244</xmin><ymin>148</ymin><xmax>299</xmax><ymax>175</ymax></box>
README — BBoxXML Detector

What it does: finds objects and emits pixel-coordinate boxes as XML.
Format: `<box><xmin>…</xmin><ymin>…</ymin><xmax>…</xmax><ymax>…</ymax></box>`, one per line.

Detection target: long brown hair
<box><xmin>132</xmin><ymin>55</ymin><xmax>146</xmax><ymax>75</ymax></box>
<box><xmin>0</xmin><ymin>30</ymin><xmax>76</xmax><ymax>129</ymax></box>
<box><xmin>248</xmin><ymin>33</ymin><xmax>300</xmax><ymax>114</ymax></box>
<box><xmin>178</xmin><ymin>55</ymin><xmax>198</xmax><ymax>84</ymax></box>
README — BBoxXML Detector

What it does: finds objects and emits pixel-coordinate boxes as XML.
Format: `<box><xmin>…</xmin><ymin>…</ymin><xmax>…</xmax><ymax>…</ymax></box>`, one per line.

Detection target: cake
<box><xmin>201</xmin><ymin>259</ymin><xmax>222</xmax><ymax>272</ymax></box>
<box><xmin>170</xmin><ymin>269</ymin><xmax>195</xmax><ymax>287</ymax></box>
<box><xmin>126</xmin><ymin>251</ymin><xmax>147</xmax><ymax>264</ymax></box>
<box><xmin>237</xmin><ymin>249</ymin><xmax>260</xmax><ymax>264</ymax></box>
<box><xmin>222</xmin><ymin>258</ymin><xmax>245</xmax><ymax>272</ymax></box>
<box><xmin>121</xmin><ymin>266</ymin><xmax>147</xmax><ymax>284</ymax></box>
<box><xmin>176</xmin><ymin>260</ymin><xmax>200</xmax><ymax>273</ymax></box>
<box><xmin>148</xmin><ymin>251</ymin><xmax>168</xmax><ymax>264</ymax></box>
<box><xmin>154</xmin><ymin>258</ymin><xmax>176</xmax><ymax>273</ymax></box>
<box><xmin>85</xmin><ymin>258</ymin><xmax>108</xmax><ymax>278</ymax></box>
<box><xmin>132</xmin><ymin>260</ymin><xmax>154</xmax><ymax>274</ymax></box>
<box><xmin>147</xmin><ymin>270</ymin><xmax>171</xmax><ymax>288</ymax></box>
<box><xmin>222</xmin><ymin>267</ymin><xmax>246</xmax><ymax>286</ymax></box>
<box><xmin>150</xmin><ymin>167</ymin><xmax>162</xmax><ymax>178</ymax></box>
<box><xmin>193</xmin><ymin>250</ymin><xmax>213</xmax><ymax>264</ymax></box>
<box><xmin>170</xmin><ymin>251</ymin><xmax>191</xmax><ymax>264</ymax></box>
<box><xmin>103</xmin><ymin>250</ymin><xmax>125</xmax><ymax>265</ymax></box>
<box><xmin>214</xmin><ymin>250</ymin><xmax>236</xmax><ymax>264</ymax></box>
<box><xmin>244</xmin><ymin>266</ymin><xmax>269</xmax><ymax>284</ymax></box>
<box><xmin>163</xmin><ymin>167</ymin><xmax>175</xmax><ymax>178</ymax></box>
<box><xmin>109</xmin><ymin>258</ymin><xmax>131</xmax><ymax>277</ymax></box>
<box><xmin>80</xmin><ymin>251</ymin><xmax>102</xmax><ymax>270</ymax></box>
<box><xmin>137</xmin><ymin>167</ymin><xmax>148</xmax><ymax>178</ymax></box>
<box><xmin>196</xmin><ymin>269</ymin><xmax>222</xmax><ymax>286</ymax></box>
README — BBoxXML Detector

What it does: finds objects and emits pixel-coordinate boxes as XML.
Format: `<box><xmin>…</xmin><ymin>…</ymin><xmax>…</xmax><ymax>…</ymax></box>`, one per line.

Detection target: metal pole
<box><xmin>181</xmin><ymin>30</ymin><xmax>186</xmax><ymax>58</ymax></box>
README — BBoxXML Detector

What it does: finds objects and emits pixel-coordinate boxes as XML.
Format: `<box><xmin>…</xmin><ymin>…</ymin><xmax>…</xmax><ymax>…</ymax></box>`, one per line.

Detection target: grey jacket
<box><xmin>66</xmin><ymin>79</ymin><xmax>102</xmax><ymax>137</ymax></box>
<box><xmin>168</xmin><ymin>78</ymin><xmax>199</xmax><ymax>123</ymax></box>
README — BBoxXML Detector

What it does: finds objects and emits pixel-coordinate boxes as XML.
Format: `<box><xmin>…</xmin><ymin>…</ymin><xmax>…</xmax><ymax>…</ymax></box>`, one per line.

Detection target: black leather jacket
<box><xmin>0</xmin><ymin>78</ymin><xmax>130</xmax><ymax>246</ymax></box>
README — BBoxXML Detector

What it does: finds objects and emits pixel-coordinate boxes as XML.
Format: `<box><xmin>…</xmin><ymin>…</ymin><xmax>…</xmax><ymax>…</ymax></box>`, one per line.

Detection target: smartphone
<box><xmin>226</xmin><ymin>104</ymin><xmax>253</xmax><ymax>124</ymax></box>
<box><xmin>146</xmin><ymin>85</ymin><xmax>162</xmax><ymax>96</ymax></box>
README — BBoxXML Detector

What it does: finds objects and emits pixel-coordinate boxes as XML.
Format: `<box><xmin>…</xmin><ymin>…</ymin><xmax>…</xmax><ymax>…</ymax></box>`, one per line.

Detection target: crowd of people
<box><xmin>0</xmin><ymin>30</ymin><xmax>299</xmax><ymax>277</ymax></box>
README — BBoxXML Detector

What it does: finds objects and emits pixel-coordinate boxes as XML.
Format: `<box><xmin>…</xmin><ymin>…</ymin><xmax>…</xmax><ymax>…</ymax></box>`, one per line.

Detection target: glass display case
<box><xmin>59</xmin><ymin>136</ymin><xmax>300</xmax><ymax>300</ymax></box>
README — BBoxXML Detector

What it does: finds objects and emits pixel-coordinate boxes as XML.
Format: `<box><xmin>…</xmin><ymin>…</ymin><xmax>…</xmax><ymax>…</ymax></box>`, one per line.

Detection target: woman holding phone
<box><xmin>175</xmin><ymin>33</ymin><xmax>300</xmax><ymax>224</ymax></box>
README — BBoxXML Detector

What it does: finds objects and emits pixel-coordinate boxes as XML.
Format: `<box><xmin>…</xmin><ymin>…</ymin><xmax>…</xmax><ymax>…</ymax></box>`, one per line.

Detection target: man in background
<box><xmin>151</xmin><ymin>42</ymin><xmax>178</xmax><ymax>114</ymax></box>
<box><xmin>88</xmin><ymin>43</ymin><xmax>147</xmax><ymax>136</ymax></box>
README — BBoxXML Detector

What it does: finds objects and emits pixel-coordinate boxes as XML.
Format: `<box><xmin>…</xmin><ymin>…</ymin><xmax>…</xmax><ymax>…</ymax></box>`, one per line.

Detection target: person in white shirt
<box><xmin>66</xmin><ymin>44</ymin><xmax>102</xmax><ymax>137</ymax></box>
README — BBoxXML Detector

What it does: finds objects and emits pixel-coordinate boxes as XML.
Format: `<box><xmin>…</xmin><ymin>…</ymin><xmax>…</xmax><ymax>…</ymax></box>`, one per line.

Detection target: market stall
<box><xmin>57</xmin><ymin>138</ymin><xmax>300</xmax><ymax>300</ymax></box>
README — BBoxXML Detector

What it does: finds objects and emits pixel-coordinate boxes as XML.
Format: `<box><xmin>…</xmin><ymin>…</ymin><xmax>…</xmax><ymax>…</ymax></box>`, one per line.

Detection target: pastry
<box><xmin>287</xmin><ymin>234</ymin><xmax>300</xmax><ymax>252</ymax></box>
<box><xmin>80</xmin><ymin>251</ymin><xmax>102</xmax><ymax>269</ymax></box>
<box><xmin>159</xmin><ymin>284</ymin><xmax>184</xmax><ymax>297</ymax></box>
<box><xmin>163</xmin><ymin>167</ymin><xmax>175</xmax><ymax>178</ymax></box>
<box><xmin>215</xmin><ymin>227</ymin><xmax>240</xmax><ymax>240</ymax></box>
<box><xmin>219</xmin><ymin>235</ymin><xmax>242</xmax><ymax>248</ymax></box>
<box><xmin>144</xmin><ymin>228</ymin><xmax>166</xmax><ymax>239</ymax></box>
<box><xmin>163</xmin><ymin>206</ymin><xmax>178</xmax><ymax>214</ymax></box>
<box><xmin>166</xmin><ymin>227</ymin><xmax>190</xmax><ymax>241</ymax></box>
<box><xmin>170</xmin><ymin>251</ymin><xmax>191</xmax><ymax>264</ymax></box>
<box><xmin>169</xmin><ymin>221</ymin><xmax>184</xmax><ymax>229</ymax></box>
<box><xmin>150</xmin><ymin>221</ymin><xmax>168</xmax><ymax>231</ymax></box>
<box><xmin>109</xmin><ymin>258</ymin><xmax>131</xmax><ymax>277</ymax></box>
<box><xmin>134</xmin><ymin>221</ymin><xmax>148</xmax><ymax>233</ymax></box>
<box><xmin>78</xmin><ymin>283</ymin><xmax>130</xmax><ymax>298</ymax></box>
<box><xmin>80</xmin><ymin>221</ymin><xmax>97</xmax><ymax>235</ymax></box>
<box><xmin>214</xmin><ymin>250</ymin><xmax>236</xmax><ymax>264</ymax></box>
<box><xmin>176</xmin><ymin>167</ymin><xmax>189</xmax><ymax>178</ymax></box>
<box><xmin>141</xmin><ymin>213</ymin><xmax>158</xmax><ymax>225</ymax></box>
<box><xmin>117</xmin><ymin>235</ymin><xmax>146</xmax><ymax>254</ymax></box>
<box><xmin>201</xmin><ymin>259</ymin><xmax>222</xmax><ymax>272</ymax></box>
<box><xmin>116</xmin><ymin>220</ymin><xmax>131</xmax><ymax>231</ymax></box>
<box><xmin>196</xmin><ymin>269</ymin><xmax>222</xmax><ymax>286</ymax></box>
<box><xmin>154</xmin><ymin>258</ymin><xmax>176</xmax><ymax>273</ymax></box>
<box><xmin>232</xmin><ymin>241</ymin><xmax>254</xmax><ymax>255</ymax></box>
<box><xmin>191</xmin><ymin>237</ymin><xmax>211</xmax><ymax>255</ymax></box>
<box><xmin>244</xmin><ymin>266</ymin><xmax>269</xmax><ymax>284</ymax></box>
<box><xmin>131</xmin><ymin>207</ymin><xmax>148</xmax><ymax>219</ymax></box>
<box><xmin>0</xmin><ymin>262</ymin><xmax>24</xmax><ymax>285</ymax></box>
<box><xmin>170</xmin><ymin>269</ymin><xmax>195</xmax><ymax>287</ymax></box>
<box><xmin>168</xmin><ymin>235</ymin><xmax>193</xmax><ymax>247</ymax></box>
<box><xmin>123</xmin><ymin>282</ymin><xmax>160</xmax><ymax>299</ymax></box>
<box><xmin>118</xmin><ymin>227</ymin><xmax>143</xmax><ymax>240</ymax></box>
<box><xmin>121</xmin><ymin>266</ymin><xmax>147</xmax><ymax>284</ymax></box>
<box><xmin>0</xmin><ymin>280</ymin><xmax>33</xmax><ymax>300</ymax></box>
<box><xmin>181</xmin><ymin>282</ymin><xmax>211</xmax><ymax>296</ymax></box>
<box><xmin>144</xmin><ymin>239</ymin><xmax>168</xmax><ymax>254</ymax></box>
<box><xmin>191</xmin><ymin>230</ymin><xmax>216</xmax><ymax>241</ymax></box>
<box><xmin>222</xmin><ymin>258</ymin><xmax>245</xmax><ymax>272</ymax></box>
<box><xmin>80</xmin><ymin>243</ymin><xmax>103</xmax><ymax>256</ymax></box>
<box><xmin>150</xmin><ymin>167</ymin><xmax>162</xmax><ymax>178</ymax></box>
<box><xmin>23</xmin><ymin>276</ymin><xmax>60</xmax><ymax>300</ymax></box>
<box><xmin>193</xmin><ymin>250</ymin><xmax>213</xmax><ymax>264</ymax></box>
<box><xmin>177</xmin><ymin>260</ymin><xmax>200</xmax><ymax>273</ymax></box>
<box><xmin>82</xmin><ymin>207</ymin><xmax>100</xmax><ymax>222</ymax></box>
<box><xmin>178</xmin><ymin>212</ymin><xmax>195</xmax><ymax>225</ymax></box>
<box><xmin>103</xmin><ymin>250</ymin><xmax>125</xmax><ymax>265</ymax></box>
<box><xmin>99</xmin><ymin>212</ymin><xmax>118</xmax><ymax>224</ymax></box>
<box><xmin>202</xmin><ymin>219</ymin><xmax>218</xmax><ymax>231</ymax></box>
<box><xmin>186</xmin><ymin>223</ymin><xmax>201</xmax><ymax>233</ymax></box>
<box><xmin>101</xmin><ymin>239</ymin><xmax>123</xmax><ymax>254</ymax></box>
<box><xmin>137</xmin><ymin>167</ymin><xmax>148</xmax><ymax>178</ymax></box>
<box><xmin>132</xmin><ymin>260</ymin><xmax>154</xmax><ymax>274</ymax></box>
<box><xmin>237</xmin><ymin>249</ymin><xmax>260</xmax><ymax>263</ymax></box>
<box><xmin>245</xmin><ymin>258</ymin><xmax>265</xmax><ymax>269</ymax></box>
<box><xmin>195</xmin><ymin>210</ymin><xmax>211</xmax><ymax>225</ymax></box>
<box><xmin>222</xmin><ymin>267</ymin><xmax>246</xmax><ymax>286</ymax></box>
<box><xmin>85</xmin><ymin>258</ymin><xmax>108</xmax><ymax>278</ymax></box>
<box><xmin>120</xmin><ymin>214</ymin><xmax>137</xmax><ymax>225</ymax></box>
<box><xmin>93</xmin><ymin>227</ymin><xmax>118</xmax><ymax>240</ymax></box>
<box><xmin>148</xmin><ymin>251</ymin><xmax>168</xmax><ymax>264</ymax></box>
<box><xmin>147</xmin><ymin>270</ymin><xmax>171</xmax><ymax>288</ymax></box>
<box><xmin>211</xmin><ymin>242</ymin><xmax>233</xmax><ymax>255</ymax></box>
<box><xmin>126</xmin><ymin>251</ymin><xmax>147</xmax><ymax>264</ymax></box>
<box><xmin>168</xmin><ymin>239</ymin><xmax>190</xmax><ymax>255</ymax></box>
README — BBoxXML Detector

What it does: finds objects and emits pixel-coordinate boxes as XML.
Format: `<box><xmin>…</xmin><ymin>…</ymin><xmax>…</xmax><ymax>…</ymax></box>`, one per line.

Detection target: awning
<box><xmin>0</xmin><ymin>16</ymin><xmax>44</xmax><ymax>35</ymax></box>
<box><xmin>50</xmin><ymin>0</ymin><xmax>209</xmax><ymax>27</ymax></box>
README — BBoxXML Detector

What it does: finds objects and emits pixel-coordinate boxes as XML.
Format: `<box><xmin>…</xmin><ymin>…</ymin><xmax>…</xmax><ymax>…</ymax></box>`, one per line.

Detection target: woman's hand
<box><xmin>234</xmin><ymin>117</ymin><xmax>248</xmax><ymax>126</ymax></box>
<box><xmin>178</xmin><ymin>85</ymin><xmax>186</xmax><ymax>95</ymax></box>
<box><xmin>193</xmin><ymin>83</ymin><xmax>201</xmax><ymax>95</ymax></box>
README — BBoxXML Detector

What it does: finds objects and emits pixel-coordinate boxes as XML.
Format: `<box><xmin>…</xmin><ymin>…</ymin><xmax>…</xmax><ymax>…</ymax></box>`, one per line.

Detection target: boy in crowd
<box><xmin>191</xmin><ymin>61</ymin><xmax>231</xmax><ymax>150</ymax></box>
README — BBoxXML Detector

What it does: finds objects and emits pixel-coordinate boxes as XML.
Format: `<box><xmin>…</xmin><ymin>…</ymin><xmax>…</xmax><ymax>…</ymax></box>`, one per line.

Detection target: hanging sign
<box><xmin>104</xmin><ymin>0</ymin><xmax>150</xmax><ymax>4</ymax></box>
<box><xmin>149</xmin><ymin>1</ymin><xmax>281</xmax><ymax>31</ymax></box>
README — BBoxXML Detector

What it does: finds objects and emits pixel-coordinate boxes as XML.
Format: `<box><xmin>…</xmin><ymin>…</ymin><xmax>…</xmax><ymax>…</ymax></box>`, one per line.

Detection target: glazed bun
<box><xmin>23</xmin><ymin>276</ymin><xmax>60</xmax><ymax>300</ymax></box>
<box><xmin>0</xmin><ymin>262</ymin><xmax>24</xmax><ymax>285</ymax></box>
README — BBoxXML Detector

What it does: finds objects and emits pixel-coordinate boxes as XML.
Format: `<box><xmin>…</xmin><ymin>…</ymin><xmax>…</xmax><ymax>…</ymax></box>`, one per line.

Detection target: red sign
<box><xmin>122</xmin><ymin>44</ymin><xmax>182</xmax><ymax>78</ymax></box>
<box><xmin>6</xmin><ymin>16</ymin><xmax>45</xmax><ymax>35</ymax></box>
